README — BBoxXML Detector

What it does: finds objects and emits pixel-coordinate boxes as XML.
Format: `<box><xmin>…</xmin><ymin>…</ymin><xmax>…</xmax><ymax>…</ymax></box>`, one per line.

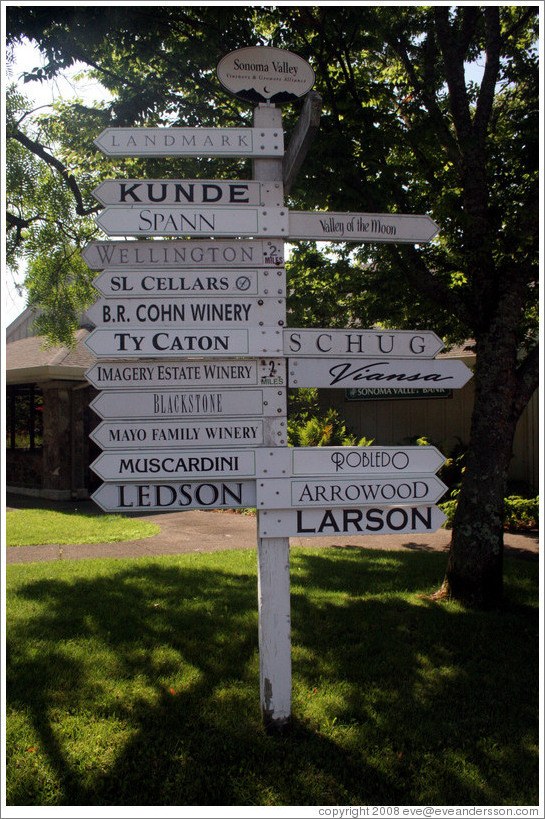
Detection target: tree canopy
<box><xmin>5</xmin><ymin>4</ymin><xmax>540</xmax><ymax>606</ymax></box>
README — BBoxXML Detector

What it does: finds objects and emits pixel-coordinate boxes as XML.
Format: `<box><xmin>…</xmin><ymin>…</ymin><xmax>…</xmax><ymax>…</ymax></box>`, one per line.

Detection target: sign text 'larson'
<box><xmin>258</xmin><ymin>504</ymin><xmax>447</xmax><ymax>538</ymax></box>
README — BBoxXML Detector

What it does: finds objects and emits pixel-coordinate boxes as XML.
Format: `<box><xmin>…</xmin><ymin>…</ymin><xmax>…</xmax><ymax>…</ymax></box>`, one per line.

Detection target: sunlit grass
<box><xmin>6</xmin><ymin>508</ymin><xmax>160</xmax><ymax>546</ymax></box>
<box><xmin>5</xmin><ymin>548</ymin><xmax>539</xmax><ymax>806</ymax></box>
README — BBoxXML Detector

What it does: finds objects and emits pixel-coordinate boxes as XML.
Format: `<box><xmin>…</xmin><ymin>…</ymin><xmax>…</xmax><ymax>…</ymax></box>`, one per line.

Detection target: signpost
<box><xmin>94</xmin><ymin>127</ymin><xmax>284</xmax><ymax>157</ymax></box>
<box><xmin>288</xmin><ymin>357</ymin><xmax>474</xmax><ymax>389</ymax></box>
<box><xmin>83</xmin><ymin>44</ymin><xmax>471</xmax><ymax>734</ymax></box>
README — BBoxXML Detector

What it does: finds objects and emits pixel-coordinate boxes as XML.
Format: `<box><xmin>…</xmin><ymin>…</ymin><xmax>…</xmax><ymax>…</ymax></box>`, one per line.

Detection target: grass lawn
<box><xmin>5</xmin><ymin>547</ymin><xmax>540</xmax><ymax>807</ymax></box>
<box><xmin>6</xmin><ymin>508</ymin><xmax>160</xmax><ymax>547</ymax></box>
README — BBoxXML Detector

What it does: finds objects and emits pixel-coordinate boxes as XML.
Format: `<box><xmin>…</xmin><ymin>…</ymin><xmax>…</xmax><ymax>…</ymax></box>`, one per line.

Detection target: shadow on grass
<box><xmin>6</xmin><ymin>550</ymin><xmax>539</xmax><ymax>806</ymax></box>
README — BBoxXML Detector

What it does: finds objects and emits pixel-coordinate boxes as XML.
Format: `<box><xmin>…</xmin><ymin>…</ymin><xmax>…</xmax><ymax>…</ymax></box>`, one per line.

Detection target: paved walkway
<box><xmin>5</xmin><ymin>495</ymin><xmax>539</xmax><ymax>564</ymax></box>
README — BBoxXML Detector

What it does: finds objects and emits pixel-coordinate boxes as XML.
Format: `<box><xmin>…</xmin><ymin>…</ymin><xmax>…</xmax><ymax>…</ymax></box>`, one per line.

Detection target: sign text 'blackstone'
<box><xmin>89</xmin><ymin>387</ymin><xmax>287</xmax><ymax>420</ymax></box>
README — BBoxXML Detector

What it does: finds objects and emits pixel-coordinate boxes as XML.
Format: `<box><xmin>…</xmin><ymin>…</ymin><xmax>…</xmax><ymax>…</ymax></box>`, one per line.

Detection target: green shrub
<box><xmin>288</xmin><ymin>407</ymin><xmax>373</xmax><ymax>447</ymax></box>
<box><xmin>439</xmin><ymin>492</ymin><xmax>539</xmax><ymax>531</ymax></box>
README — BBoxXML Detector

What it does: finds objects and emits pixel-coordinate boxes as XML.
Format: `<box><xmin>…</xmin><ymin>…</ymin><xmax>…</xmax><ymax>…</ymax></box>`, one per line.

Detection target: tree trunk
<box><xmin>440</xmin><ymin>304</ymin><xmax>522</xmax><ymax>609</ymax></box>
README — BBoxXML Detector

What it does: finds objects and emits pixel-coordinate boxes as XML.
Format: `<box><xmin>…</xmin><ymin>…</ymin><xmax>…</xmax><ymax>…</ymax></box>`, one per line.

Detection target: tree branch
<box><xmin>10</xmin><ymin>126</ymin><xmax>100</xmax><ymax>217</ymax></box>
<box><xmin>474</xmin><ymin>7</ymin><xmax>501</xmax><ymax>140</ymax></box>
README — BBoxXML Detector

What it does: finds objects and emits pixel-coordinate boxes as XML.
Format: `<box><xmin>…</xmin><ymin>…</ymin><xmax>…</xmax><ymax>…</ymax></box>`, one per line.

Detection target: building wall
<box><xmin>7</xmin><ymin>381</ymin><xmax>97</xmax><ymax>500</ymax></box>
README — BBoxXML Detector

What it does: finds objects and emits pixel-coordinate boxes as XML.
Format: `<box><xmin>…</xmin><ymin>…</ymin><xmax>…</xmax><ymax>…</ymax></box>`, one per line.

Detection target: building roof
<box><xmin>6</xmin><ymin>328</ymin><xmax>96</xmax><ymax>385</ymax></box>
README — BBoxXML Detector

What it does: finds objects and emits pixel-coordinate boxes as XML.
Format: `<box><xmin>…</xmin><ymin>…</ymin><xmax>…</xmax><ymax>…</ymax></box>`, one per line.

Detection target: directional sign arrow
<box><xmin>289</xmin><ymin>445</ymin><xmax>447</xmax><ymax>476</ymax></box>
<box><xmin>256</xmin><ymin>474</ymin><xmax>448</xmax><ymax>509</ymax></box>
<box><xmin>90</xmin><ymin>418</ymin><xmax>287</xmax><ymax>449</ymax></box>
<box><xmin>95</xmin><ymin>206</ymin><xmax>289</xmax><ymax>238</ymax></box>
<box><xmin>84</xmin><ymin>327</ymin><xmax>284</xmax><ymax>358</ymax></box>
<box><xmin>92</xmin><ymin>179</ymin><xmax>276</xmax><ymax>207</ymax></box>
<box><xmin>94</xmin><ymin>127</ymin><xmax>284</xmax><ymax>158</ymax></box>
<box><xmin>258</xmin><ymin>505</ymin><xmax>447</xmax><ymax>538</ymax></box>
<box><xmin>81</xmin><ymin>239</ymin><xmax>286</xmax><ymax>270</ymax></box>
<box><xmin>90</xmin><ymin>448</ymin><xmax>260</xmax><ymax>481</ymax></box>
<box><xmin>86</xmin><ymin>296</ymin><xmax>285</xmax><ymax>329</ymax></box>
<box><xmin>91</xmin><ymin>268</ymin><xmax>286</xmax><ymax>298</ymax></box>
<box><xmin>84</xmin><ymin>358</ymin><xmax>286</xmax><ymax>390</ymax></box>
<box><xmin>288</xmin><ymin>358</ymin><xmax>473</xmax><ymax>389</ymax></box>
<box><xmin>91</xmin><ymin>480</ymin><xmax>257</xmax><ymax>513</ymax></box>
<box><xmin>284</xmin><ymin>328</ymin><xmax>444</xmax><ymax>359</ymax></box>
<box><xmin>288</xmin><ymin>211</ymin><xmax>439</xmax><ymax>244</ymax></box>
<box><xmin>89</xmin><ymin>387</ymin><xmax>287</xmax><ymax>420</ymax></box>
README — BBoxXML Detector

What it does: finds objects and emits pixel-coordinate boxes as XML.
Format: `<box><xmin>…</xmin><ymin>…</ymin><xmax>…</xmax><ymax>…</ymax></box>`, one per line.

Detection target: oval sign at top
<box><xmin>217</xmin><ymin>46</ymin><xmax>315</xmax><ymax>105</ymax></box>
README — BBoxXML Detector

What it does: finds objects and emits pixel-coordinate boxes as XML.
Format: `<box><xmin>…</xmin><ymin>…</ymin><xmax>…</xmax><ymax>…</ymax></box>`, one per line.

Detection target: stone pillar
<box><xmin>41</xmin><ymin>381</ymin><xmax>73</xmax><ymax>499</ymax></box>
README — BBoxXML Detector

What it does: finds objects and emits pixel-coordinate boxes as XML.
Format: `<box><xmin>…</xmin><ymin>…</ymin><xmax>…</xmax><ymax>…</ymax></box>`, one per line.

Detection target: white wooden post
<box><xmin>254</xmin><ymin>103</ymin><xmax>292</xmax><ymax>733</ymax></box>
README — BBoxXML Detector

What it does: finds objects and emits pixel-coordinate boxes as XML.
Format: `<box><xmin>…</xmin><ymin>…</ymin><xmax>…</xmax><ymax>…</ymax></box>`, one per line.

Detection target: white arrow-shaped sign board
<box><xmin>90</xmin><ymin>418</ymin><xmax>287</xmax><ymax>450</ymax></box>
<box><xmin>94</xmin><ymin>127</ymin><xmax>283</xmax><ymax>157</ymax></box>
<box><xmin>89</xmin><ymin>387</ymin><xmax>287</xmax><ymax>420</ymax></box>
<box><xmin>284</xmin><ymin>328</ymin><xmax>444</xmax><ymax>359</ymax></box>
<box><xmin>85</xmin><ymin>358</ymin><xmax>286</xmax><ymax>390</ymax></box>
<box><xmin>92</xmin><ymin>179</ymin><xmax>280</xmax><ymax>207</ymax></box>
<box><xmin>256</xmin><ymin>474</ymin><xmax>448</xmax><ymax>509</ymax></box>
<box><xmin>82</xmin><ymin>239</ymin><xmax>286</xmax><ymax>270</ymax></box>
<box><xmin>288</xmin><ymin>211</ymin><xmax>439</xmax><ymax>244</ymax></box>
<box><xmin>92</xmin><ymin>480</ymin><xmax>257</xmax><ymax>513</ymax></box>
<box><xmin>95</xmin><ymin>206</ymin><xmax>289</xmax><ymax>238</ymax></box>
<box><xmin>288</xmin><ymin>358</ymin><xmax>473</xmax><ymax>389</ymax></box>
<box><xmin>86</xmin><ymin>296</ymin><xmax>285</xmax><ymax>329</ymax></box>
<box><xmin>84</xmin><ymin>327</ymin><xmax>284</xmax><ymax>357</ymax></box>
<box><xmin>92</xmin><ymin>268</ymin><xmax>286</xmax><ymax>298</ymax></box>
<box><xmin>209</xmin><ymin>445</ymin><xmax>446</xmax><ymax>478</ymax></box>
<box><xmin>258</xmin><ymin>504</ymin><xmax>447</xmax><ymax>538</ymax></box>
<box><xmin>91</xmin><ymin>448</ymin><xmax>261</xmax><ymax>481</ymax></box>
